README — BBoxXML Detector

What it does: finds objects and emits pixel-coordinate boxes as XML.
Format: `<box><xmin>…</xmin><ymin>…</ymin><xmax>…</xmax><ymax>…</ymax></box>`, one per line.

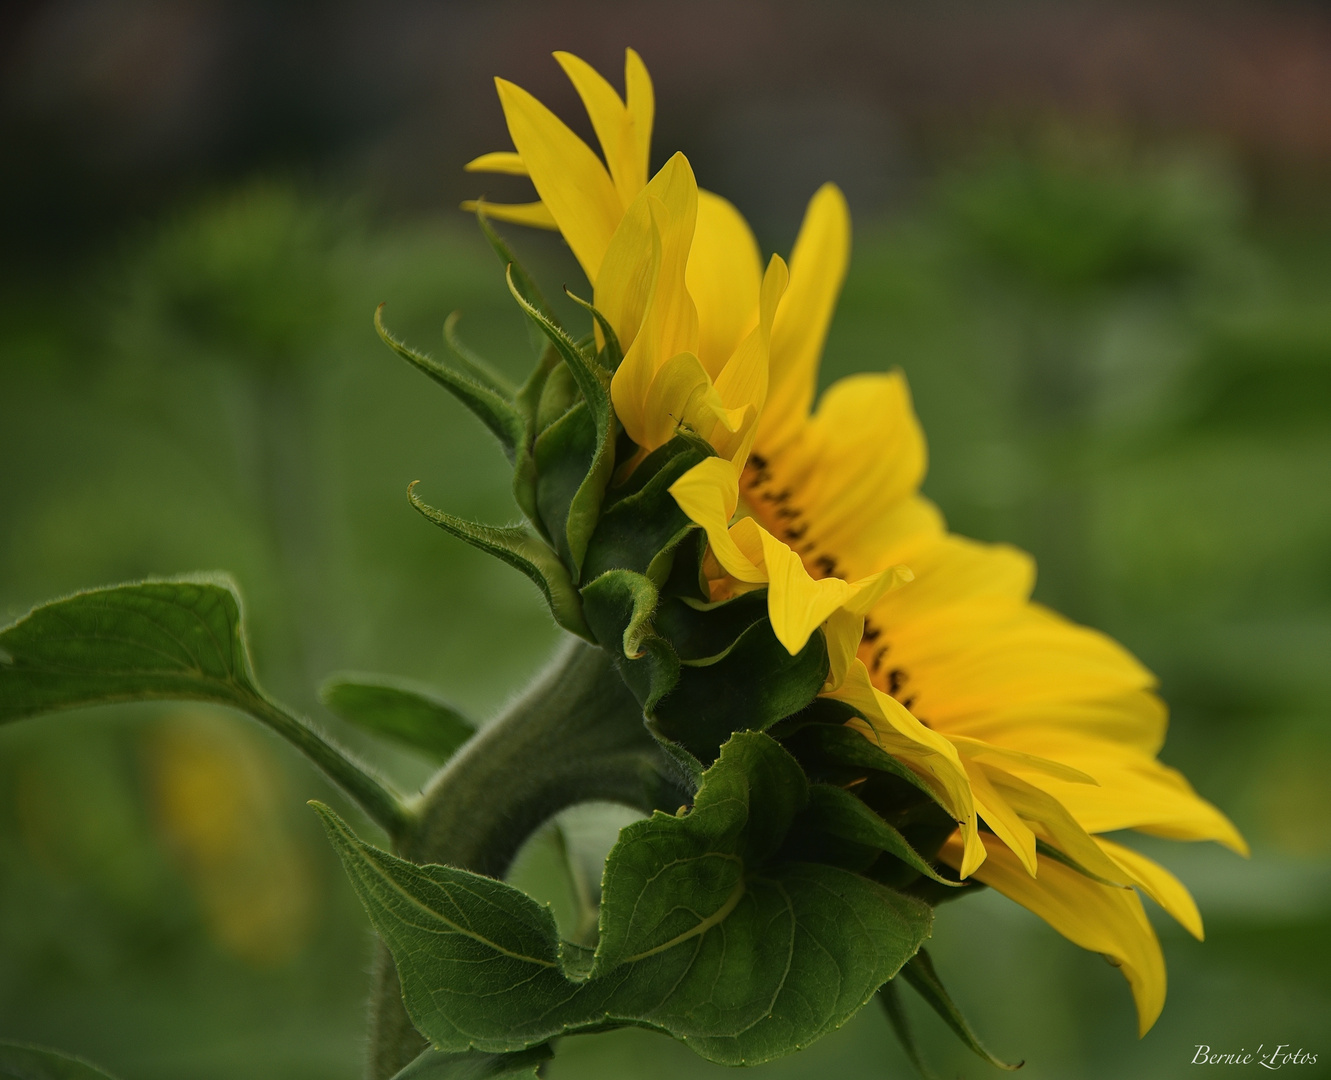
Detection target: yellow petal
<box><xmin>461</xmin><ymin>199</ymin><xmax>558</xmax><ymax>230</ymax></box>
<box><xmin>983</xmin><ymin>766</ymin><xmax>1130</xmax><ymax>886</ymax></box>
<box><xmin>711</xmin><ymin>254</ymin><xmax>789</xmax><ymax>465</ymax></box>
<box><xmin>495</xmin><ymin>77</ymin><xmax>621</xmax><ymax>282</ymax></box>
<box><xmin>464</xmin><ymin>151</ymin><xmax>528</xmax><ymax>175</ymax></box>
<box><xmin>554</xmin><ymin>51</ymin><xmax>645</xmax><ymax>205</ymax></box>
<box><xmin>940</xmin><ymin>832</ymin><xmax>1168</xmax><ymax>1036</ymax></box>
<box><xmin>1096</xmin><ymin>837</ymin><xmax>1205</xmax><ymax>941</ymax></box>
<box><xmin>687</xmin><ymin>191</ymin><xmax>763</xmax><ymax>377</ymax></box>
<box><xmin>624</xmin><ymin>49</ymin><xmax>654</xmax><ymax>188</ymax></box>
<box><xmin>830</xmin><ymin>661</ymin><xmax>975</xmax><ymax>835</ymax></box>
<box><xmin>760</xmin><ymin>182</ymin><xmax>850</xmax><ymax>453</ymax></box>
<box><xmin>949</xmin><ymin>734</ymin><xmax>1099</xmax><ymax>785</ymax></box>
<box><xmin>823</xmin><ymin>607</ymin><xmax>865</xmax><ymax>692</ymax></box>
<box><xmin>669</xmin><ymin>458</ymin><xmax>766</xmax><ymax>584</ymax></box>
<box><xmin>640</xmin><ymin>350</ymin><xmax>728</xmax><ymax>451</ymax></box>
<box><xmin>967</xmin><ymin>759</ymin><xmax>1038</xmax><ymax>876</ymax></box>
<box><xmin>594</xmin><ymin>192</ymin><xmax>659</xmax><ymax>353</ymax></box>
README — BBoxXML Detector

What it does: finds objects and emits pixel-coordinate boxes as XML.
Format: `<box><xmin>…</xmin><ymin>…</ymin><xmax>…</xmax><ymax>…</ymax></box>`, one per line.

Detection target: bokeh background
<box><xmin>2</xmin><ymin>2</ymin><xmax>1329</xmax><ymax>1077</ymax></box>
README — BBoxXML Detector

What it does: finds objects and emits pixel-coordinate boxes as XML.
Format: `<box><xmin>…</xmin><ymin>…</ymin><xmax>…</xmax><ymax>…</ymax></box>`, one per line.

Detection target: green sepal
<box><xmin>442</xmin><ymin>311</ymin><xmax>517</xmax><ymax>398</ymax></box>
<box><xmin>652</xmin><ymin>616</ymin><xmax>830</xmax><ymax>764</ymax></box>
<box><xmin>0</xmin><ymin>578</ymin><xmax>410</xmax><ymax>838</ymax></box>
<box><xmin>506</xmin><ymin>267</ymin><xmax>615</xmax><ymax>576</ymax></box>
<box><xmin>511</xmin><ymin>344</ymin><xmax>560</xmax><ymax>532</ymax></box>
<box><xmin>320</xmin><ymin>675</ymin><xmax>474</xmax><ymax>763</ymax></box>
<box><xmin>877</xmin><ymin>981</ymin><xmax>940</xmax><ymax>1080</ymax></box>
<box><xmin>581</xmin><ymin>434</ymin><xmax>711</xmax><ymax>583</ymax></box>
<box><xmin>563</xmin><ymin>288</ymin><xmax>623</xmax><ymax>371</ymax></box>
<box><xmin>408</xmin><ymin>483</ymin><xmax>591</xmax><ymax>640</ymax></box>
<box><xmin>390</xmin><ymin>1046</ymin><xmax>551</xmax><ymax>1080</ymax></box>
<box><xmin>534</xmin><ymin>361</ymin><xmax>579</xmax><ymax>433</ymax></box>
<box><xmin>474</xmin><ymin>211</ymin><xmax>560</xmax><ymax>347</ymax></box>
<box><xmin>580</xmin><ymin>570</ymin><xmax>680</xmax><ymax>712</ymax></box>
<box><xmin>532</xmin><ymin>402</ymin><xmax>597</xmax><ymax>567</ymax></box>
<box><xmin>783</xmin><ymin>713</ymin><xmax>946</xmax><ymax>805</ymax></box>
<box><xmin>900</xmin><ymin>948</ymin><xmax>1023</xmax><ymax>1071</ymax></box>
<box><xmin>375</xmin><ymin>305</ymin><xmax>524</xmax><ymax>462</ymax></box>
<box><xmin>803</xmin><ymin>784</ymin><xmax>960</xmax><ymax>887</ymax></box>
<box><xmin>316</xmin><ymin>732</ymin><xmax>933</xmax><ymax>1066</ymax></box>
<box><xmin>0</xmin><ymin>1041</ymin><xmax>121</xmax><ymax>1080</ymax></box>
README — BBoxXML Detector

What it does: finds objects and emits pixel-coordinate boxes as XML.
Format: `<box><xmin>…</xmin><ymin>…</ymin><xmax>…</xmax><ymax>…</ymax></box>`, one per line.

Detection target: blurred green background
<box><xmin>2</xmin><ymin>3</ymin><xmax>1329</xmax><ymax>1078</ymax></box>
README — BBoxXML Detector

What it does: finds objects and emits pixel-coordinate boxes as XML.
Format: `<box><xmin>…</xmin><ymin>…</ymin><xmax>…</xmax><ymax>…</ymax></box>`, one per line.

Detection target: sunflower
<box><xmin>467</xmin><ymin>49</ymin><xmax>1246</xmax><ymax>1035</ymax></box>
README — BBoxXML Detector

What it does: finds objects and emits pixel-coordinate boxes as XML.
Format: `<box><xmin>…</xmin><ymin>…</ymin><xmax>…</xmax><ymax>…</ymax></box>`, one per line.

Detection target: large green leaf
<box><xmin>317</xmin><ymin>732</ymin><xmax>932</xmax><ymax>1066</ymax></box>
<box><xmin>0</xmin><ymin>1041</ymin><xmax>120</xmax><ymax>1080</ymax></box>
<box><xmin>0</xmin><ymin>578</ymin><xmax>409</xmax><ymax>837</ymax></box>
<box><xmin>321</xmin><ymin>676</ymin><xmax>474</xmax><ymax>763</ymax></box>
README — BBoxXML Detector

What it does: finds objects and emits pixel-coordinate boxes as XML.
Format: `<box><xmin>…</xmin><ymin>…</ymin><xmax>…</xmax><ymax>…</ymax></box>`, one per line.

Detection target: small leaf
<box><xmin>805</xmin><ymin>784</ymin><xmax>961</xmax><ymax>887</ymax></box>
<box><xmin>408</xmin><ymin>484</ymin><xmax>591</xmax><ymax>641</ymax></box>
<box><xmin>376</xmin><ymin>305</ymin><xmax>525</xmax><ymax>462</ymax></box>
<box><xmin>320</xmin><ymin>676</ymin><xmax>474</xmax><ymax>763</ymax></box>
<box><xmin>506</xmin><ymin>267</ymin><xmax>615</xmax><ymax>576</ymax></box>
<box><xmin>0</xmin><ymin>1040</ymin><xmax>121</xmax><ymax>1079</ymax></box>
<box><xmin>901</xmin><ymin>948</ymin><xmax>1023</xmax><ymax>1071</ymax></box>
<box><xmin>563</xmin><ymin>288</ymin><xmax>623</xmax><ymax>371</ymax></box>
<box><xmin>443</xmin><ymin>311</ymin><xmax>517</xmax><ymax>398</ymax></box>
<box><xmin>877</xmin><ymin>981</ymin><xmax>940</xmax><ymax>1080</ymax></box>
<box><xmin>0</xmin><ymin>578</ymin><xmax>410</xmax><ymax>837</ymax></box>
<box><xmin>391</xmin><ymin>1046</ymin><xmax>551</xmax><ymax>1080</ymax></box>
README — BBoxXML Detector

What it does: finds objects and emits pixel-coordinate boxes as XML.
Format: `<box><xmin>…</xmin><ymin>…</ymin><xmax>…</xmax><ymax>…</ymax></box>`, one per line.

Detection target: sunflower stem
<box><xmin>364</xmin><ymin>638</ymin><xmax>687</xmax><ymax>1080</ymax></box>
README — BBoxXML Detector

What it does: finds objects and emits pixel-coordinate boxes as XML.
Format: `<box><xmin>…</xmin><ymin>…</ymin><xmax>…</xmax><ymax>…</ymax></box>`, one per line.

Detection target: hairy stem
<box><xmin>365</xmin><ymin>638</ymin><xmax>686</xmax><ymax>1080</ymax></box>
<box><xmin>240</xmin><ymin>690</ymin><xmax>413</xmax><ymax>840</ymax></box>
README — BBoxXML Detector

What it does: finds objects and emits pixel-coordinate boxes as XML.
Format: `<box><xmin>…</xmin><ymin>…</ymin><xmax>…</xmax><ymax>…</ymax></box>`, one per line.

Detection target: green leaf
<box><xmin>474</xmin><ymin>211</ymin><xmax>559</xmax><ymax>336</ymax></box>
<box><xmin>652</xmin><ymin>617</ymin><xmax>830</xmax><ymax>763</ymax></box>
<box><xmin>0</xmin><ymin>578</ymin><xmax>409</xmax><ymax>836</ymax></box>
<box><xmin>408</xmin><ymin>484</ymin><xmax>591</xmax><ymax>641</ymax></box>
<box><xmin>443</xmin><ymin>312</ymin><xmax>517</xmax><ymax>398</ymax></box>
<box><xmin>320</xmin><ymin>676</ymin><xmax>474</xmax><ymax>763</ymax></box>
<box><xmin>877</xmin><ymin>981</ymin><xmax>939</xmax><ymax>1080</ymax></box>
<box><xmin>0</xmin><ymin>1041</ymin><xmax>121</xmax><ymax>1079</ymax></box>
<box><xmin>511</xmin><ymin>344</ymin><xmax>561</xmax><ymax>532</ymax></box>
<box><xmin>318</xmin><ymin>732</ymin><xmax>933</xmax><ymax>1067</ymax></box>
<box><xmin>376</xmin><ymin>305</ymin><xmax>525</xmax><ymax>462</ymax></box>
<box><xmin>805</xmin><ymin>784</ymin><xmax>960</xmax><ymax>887</ymax></box>
<box><xmin>391</xmin><ymin>1046</ymin><xmax>551</xmax><ymax>1080</ymax></box>
<box><xmin>506</xmin><ymin>267</ymin><xmax>615</xmax><ymax>576</ymax></box>
<box><xmin>901</xmin><ymin>948</ymin><xmax>1022</xmax><ymax>1071</ymax></box>
<box><xmin>790</xmin><ymin>718</ymin><xmax>945</xmax><ymax>804</ymax></box>
<box><xmin>563</xmin><ymin>288</ymin><xmax>623</xmax><ymax>371</ymax></box>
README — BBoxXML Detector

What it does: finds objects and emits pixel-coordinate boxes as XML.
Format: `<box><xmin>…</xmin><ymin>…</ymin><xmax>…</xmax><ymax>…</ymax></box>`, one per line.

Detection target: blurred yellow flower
<box><xmin>469</xmin><ymin>49</ymin><xmax>1246</xmax><ymax>1036</ymax></box>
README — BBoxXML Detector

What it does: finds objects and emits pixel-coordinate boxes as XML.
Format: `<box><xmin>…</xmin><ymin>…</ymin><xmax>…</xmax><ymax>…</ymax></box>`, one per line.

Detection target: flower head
<box><xmin>465</xmin><ymin>48</ymin><xmax>1245</xmax><ymax>1037</ymax></box>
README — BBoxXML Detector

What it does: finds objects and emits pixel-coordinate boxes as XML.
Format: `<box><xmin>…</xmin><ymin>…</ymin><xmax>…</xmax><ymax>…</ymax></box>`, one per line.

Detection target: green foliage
<box><xmin>320</xmin><ymin>677</ymin><xmax>474</xmax><ymax>763</ymax></box>
<box><xmin>317</xmin><ymin>732</ymin><xmax>932</xmax><ymax>1066</ymax></box>
<box><xmin>898</xmin><ymin>949</ymin><xmax>1021</xmax><ymax>1071</ymax></box>
<box><xmin>505</xmin><ymin>268</ymin><xmax>616</xmax><ymax>576</ymax></box>
<box><xmin>375</xmin><ymin>305</ymin><xmax>525</xmax><ymax>461</ymax></box>
<box><xmin>407</xmin><ymin>484</ymin><xmax>591</xmax><ymax>640</ymax></box>
<box><xmin>0</xmin><ymin>1042</ymin><xmax>120</xmax><ymax>1080</ymax></box>
<box><xmin>0</xmin><ymin>579</ymin><xmax>410</xmax><ymax>837</ymax></box>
